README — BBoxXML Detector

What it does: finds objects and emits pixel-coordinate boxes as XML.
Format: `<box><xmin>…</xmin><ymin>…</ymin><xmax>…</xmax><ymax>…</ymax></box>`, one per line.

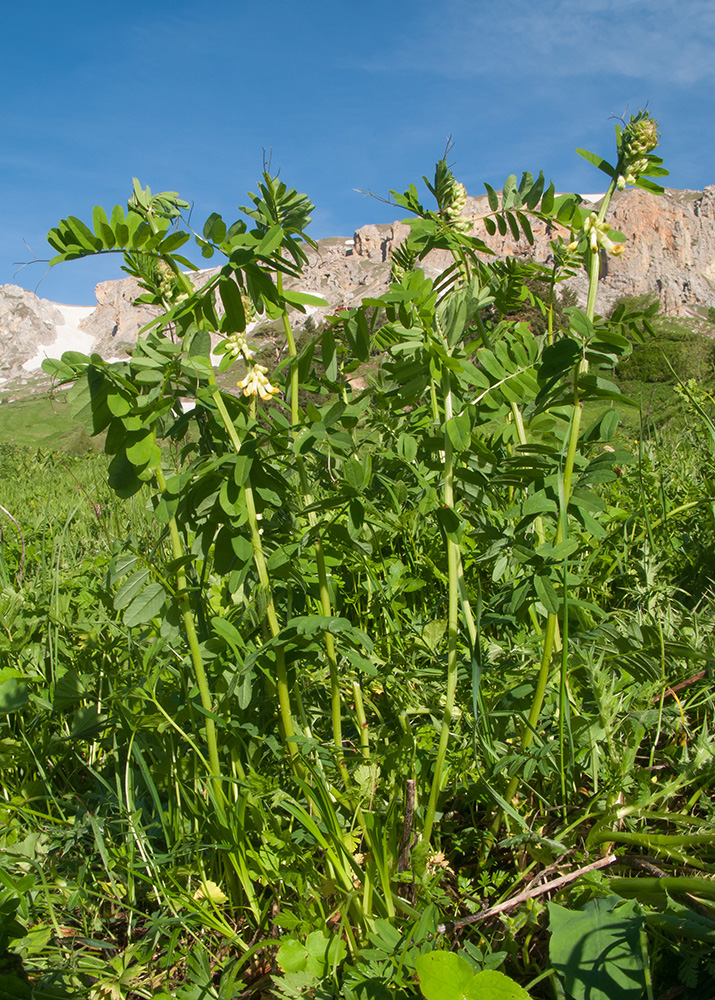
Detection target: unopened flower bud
<box><xmin>225</xmin><ymin>331</ymin><xmax>254</xmax><ymax>359</ymax></box>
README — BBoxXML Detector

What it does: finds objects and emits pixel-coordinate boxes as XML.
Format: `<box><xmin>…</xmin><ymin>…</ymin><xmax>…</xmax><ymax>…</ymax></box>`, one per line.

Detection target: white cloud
<box><xmin>354</xmin><ymin>0</ymin><xmax>715</xmax><ymax>87</ymax></box>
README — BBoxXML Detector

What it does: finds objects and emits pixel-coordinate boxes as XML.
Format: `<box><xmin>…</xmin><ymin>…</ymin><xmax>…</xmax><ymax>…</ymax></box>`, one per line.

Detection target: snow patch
<box><xmin>23</xmin><ymin>304</ymin><xmax>96</xmax><ymax>372</ymax></box>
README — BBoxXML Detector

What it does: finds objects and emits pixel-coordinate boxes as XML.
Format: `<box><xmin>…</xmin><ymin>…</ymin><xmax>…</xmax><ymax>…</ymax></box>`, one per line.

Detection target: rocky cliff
<box><xmin>2</xmin><ymin>185</ymin><xmax>714</xmax><ymax>386</ymax></box>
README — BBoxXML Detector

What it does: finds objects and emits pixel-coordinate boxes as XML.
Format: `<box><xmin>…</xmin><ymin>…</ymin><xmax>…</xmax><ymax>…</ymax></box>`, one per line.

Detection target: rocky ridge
<box><xmin>2</xmin><ymin>185</ymin><xmax>714</xmax><ymax>387</ymax></box>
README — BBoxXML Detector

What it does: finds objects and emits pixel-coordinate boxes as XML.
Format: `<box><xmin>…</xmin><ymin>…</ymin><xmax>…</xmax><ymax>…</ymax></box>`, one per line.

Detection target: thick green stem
<box><xmin>205</xmin><ymin>373</ymin><xmax>299</xmax><ymax>763</ymax></box>
<box><xmin>352</xmin><ymin>681</ymin><xmax>371</xmax><ymax>761</ymax></box>
<box><xmin>155</xmin><ymin>465</ymin><xmax>223</xmax><ymax>803</ymax></box>
<box><xmin>423</xmin><ymin>371</ymin><xmax>460</xmax><ymax>846</ymax></box>
<box><xmin>276</xmin><ymin>271</ymin><xmax>300</xmax><ymax>428</ymax></box>
<box><xmin>499</xmin><ymin>173</ymin><xmax>620</xmax><ymax>817</ymax></box>
<box><xmin>586</xmin><ymin>177</ymin><xmax>617</xmax><ymax>322</ymax></box>
<box><xmin>242</xmin><ymin>480</ymin><xmax>298</xmax><ymax>758</ymax></box>
<box><xmin>276</xmin><ymin>269</ymin><xmax>349</xmax><ymax>780</ymax></box>
<box><xmin>502</xmin><ymin>612</ymin><xmax>558</xmax><ymax>810</ymax></box>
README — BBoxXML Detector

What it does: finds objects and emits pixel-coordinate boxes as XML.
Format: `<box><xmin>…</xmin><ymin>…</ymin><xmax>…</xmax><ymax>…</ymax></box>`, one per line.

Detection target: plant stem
<box><xmin>276</xmin><ymin>269</ymin><xmax>349</xmax><ymax>782</ymax></box>
<box><xmin>154</xmin><ymin>465</ymin><xmax>223</xmax><ymax>803</ymax></box>
<box><xmin>205</xmin><ymin>373</ymin><xmax>299</xmax><ymax>764</ymax></box>
<box><xmin>423</xmin><ymin>369</ymin><xmax>460</xmax><ymax>846</ymax></box>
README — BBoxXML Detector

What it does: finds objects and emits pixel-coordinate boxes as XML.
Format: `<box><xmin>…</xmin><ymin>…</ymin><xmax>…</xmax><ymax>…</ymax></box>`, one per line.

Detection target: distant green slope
<box><xmin>0</xmin><ymin>392</ymin><xmax>100</xmax><ymax>452</ymax></box>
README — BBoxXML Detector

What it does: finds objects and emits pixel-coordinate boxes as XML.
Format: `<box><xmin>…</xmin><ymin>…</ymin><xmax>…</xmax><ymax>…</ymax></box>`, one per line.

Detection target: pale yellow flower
<box><xmin>237</xmin><ymin>364</ymin><xmax>280</xmax><ymax>401</ymax></box>
<box><xmin>583</xmin><ymin>213</ymin><xmax>625</xmax><ymax>257</ymax></box>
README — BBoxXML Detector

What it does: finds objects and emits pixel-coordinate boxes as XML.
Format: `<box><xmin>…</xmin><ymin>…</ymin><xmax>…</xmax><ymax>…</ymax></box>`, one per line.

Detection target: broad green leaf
<box><xmin>41</xmin><ymin>357</ymin><xmax>77</xmax><ymax>380</ymax></box>
<box><xmin>477</xmin><ymin>351</ymin><xmax>507</xmax><ymax>381</ymax></box>
<box><xmin>92</xmin><ymin>205</ymin><xmax>116</xmax><ymax>248</ymax></box>
<box><xmin>516</xmin><ymin>211</ymin><xmax>533</xmax><ymax>244</ymax></box>
<box><xmin>110</xmin><ymin>203</ymin><xmax>129</xmax><ymax>245</ymax></box>
<box><xmin>123</xmin><ymin>582</ymin><xmax>166</xmax><ymax>628</ymax></box>
<box><xmin>446</xmin><ymin>412</ymin><xmax>472</xmax><ymax>452</ymax></box>
<box><xmin>344</xmin><ymin>310</ymin><xmax>371</xmax><ymax>362</ymax></box>
<box><xmin>203</xmin><ymin>212</ymin><xmax>227</xmax><ymax>243</ymax></box>
<box><xmin>188</xmin><ymin>327</ymin><xmax>212</xmax><ymax>359</ymax></box>
<box><xmin>322</xmin><ymin>326</ymin><xmax>338</xmax><ymax>380</ymax></box>
<box><xmin>257</xmin><ymin>224</ymin><xmax>284</xmax><ymax>257</ymax></box>
<box><xmin>219</xmin><ymin>276</ymin><xmax>247</xmax><ymax>333</ymax></box>
<box><xmin>505</xmin><ymin>211</ymin><xmax>520</xmax><ymax>241</ymax></box>
<box><xmin>415</xmin><ymin>951</ymin><xmax>474</xmax><ymax>1000</ymax></box>
<box><xmin>109</xmin><ymin>448</ymin><xmax>142</xmax><ymax>499</ymax></box>
<box><xmin>502</xmin><ymin>174</ymin><xmax>518</xmax><ymax>210</ymax></box>
<box><xmin>436</xmin><ymin>506</ymin><xmax>463</xmax><ymax>542</ymax></box>
<box><xmin>52</xmin><ymin>668</ymin><xmax>91</xmax><ymax>710</ymax></box>
<box><xmin>193</xmin><ymin>880</ymin><xmax>228</xmax><ymax>905</ymax></box>
<box><xmin>106</xmin><ymin>390</ymin><xmax>132</xmax><ymax>417</ymax></box>
<box><xmin>635</xmin><ymin>177</ymin><xmax>666</xmax><ymax>194</ymax></box>
<box><xmin>114</xmin><ymin>569</ymin><xmax>150</xmax><ymax>610</ymax></box>
<box><xmin>0</xmin><ymin>677</ymin><xmax>28</xmax><ymax>714</ymax></box>
<box><xmin>549</xmin><ymin>897</ymin><xmax>646</xmax><ymax>1000</ymax></box>
<box><xmin>484</xmin><ymin>182</ymin><xmax>499</xmax><ymax>211</ymax></box>
<box><xmin>541</xmin><ymin>181</ymin><xmax>555</xmax><ymax>214</ymax></box>
<box><xmin>125</xmin><ymin>430</ymin><xmax>161</xmax><ymax>468</ymax></box>
<box><xmin>157</xmin><ymin>230</ymin><xmax>191</xmax><ymax>254</ymax></box>
<box><xmin>343</xmin><ymin>456</ymin><xmax>370</xmax><ymax>491</ymax></box>
<box><xmin>397</xmin><ymin>433</ymin><xmax>418</xmax><ymax>462</ymax></box>
<box><xmin>70</xmin><ymin>705</ymin><xmax>105</xmax><ymax>740</ymax></box>
<box><xmin>66</xmin><ymin>215</ymin><xmax>102</xmax><ymax>252</ymax></box>
<box><xmin>575</xmin><ymin>148</ymin><xmax>616</xmax><ymax>178</ymax></box>
<box><xmin>533</xmin><ymin>573</ymin><xmax>560</xmax><ymax>613</ymax></box>
<box><xmin>464</xmin><ymin>971</ymin><xmax>531</xmax><ymax>999</ymax></box>
<box><xmin>423</xmin><ymin>619</ymin><xmax>447</xmax><ymax>649</ymax></box>
<box><xmin>283</xmin><ymin>289</ymin><xmax>328</xmax><ymax>308</ymax></box>
<box><xmin>68</xmin><ymin>367</ymin><xmax>113</xmax><ymax>435</ymax></box>
<box><xmin>524</xmin><ymin>171</ymin><xmax>545</xmax><ymax>211</ymax></box>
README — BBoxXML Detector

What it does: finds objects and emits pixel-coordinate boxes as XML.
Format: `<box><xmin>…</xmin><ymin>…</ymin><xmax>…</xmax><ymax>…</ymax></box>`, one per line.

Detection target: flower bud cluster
<box><xmin>224</xmin><ymin>331</ymin><xmax>255</xmax><ymax>360</ymax></box>
<box><xmin>440</xmin><ymin>179</ymin><xmax>471</xmax><ymax>234</ymax></box>
<box><xmin>237</xmin><ymin>364</ymin><xmax>280</xmax><ymax>401</ymax></box>
<box><xmin>242</xmin><ymin>294</ymin><xmax>257</xmax><ymax>324</ymax></box>
<box><xmin>156</xmin><ymin>259</ymin><xmax>179</xmax><ymax>299</ymax></box>
<box><xmin>583</xmin><ymin>213</ymin><xmax>624</xmax><ymax>257</ymax></box>
<box><xmin>617</xmin><ymin>114</ymin><xmax>659</xmax><ymax>189</ymax></box>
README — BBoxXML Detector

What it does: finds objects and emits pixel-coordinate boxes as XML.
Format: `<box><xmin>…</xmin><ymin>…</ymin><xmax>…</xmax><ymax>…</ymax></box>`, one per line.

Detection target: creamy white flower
<box><xmin>583</xmin><ymin>213</ymin><xmax>625</xmax><ymax>257</ymax></box>
<box><xmin>237</xmin><ymin>364</ymin><xmax>280</xmax><ymax>401</ymax></box>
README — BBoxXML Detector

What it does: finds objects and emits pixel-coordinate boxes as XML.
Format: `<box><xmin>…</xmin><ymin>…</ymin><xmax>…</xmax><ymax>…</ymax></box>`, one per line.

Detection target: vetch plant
<box><xmin>27</xmin><ymin>111</ymin><xmax>715</xmax><ymax>1000</ymax></box>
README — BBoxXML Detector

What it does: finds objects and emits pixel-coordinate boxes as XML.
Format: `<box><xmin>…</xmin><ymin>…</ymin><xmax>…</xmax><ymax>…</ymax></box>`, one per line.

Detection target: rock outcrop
<box><xmin>2</xmin><ymin>185</ymin><xmax>715</xmax><ymax>385</ymax></box>
<box><xmin>0</xmin><ymin>285</ymin><xmax>62</xmax><ymax>379</ymax></box>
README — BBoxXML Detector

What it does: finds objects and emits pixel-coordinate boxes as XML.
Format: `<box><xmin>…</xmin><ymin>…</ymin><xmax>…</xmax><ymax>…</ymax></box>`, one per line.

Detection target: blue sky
<box><xmin>2</xmin><ymin>0</ymin><xmax>714</xmax><ymax>304</ymax></box>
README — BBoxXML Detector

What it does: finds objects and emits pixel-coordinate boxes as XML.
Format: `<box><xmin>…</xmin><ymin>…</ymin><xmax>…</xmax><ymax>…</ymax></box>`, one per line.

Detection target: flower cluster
<box><xmin>237</xmin><ymin>364</ymin><xmax>280</xmax><ymax>401</ymax></box>
<box><xmin>617</xmin><ymin>113</ymin><xmax>659</xmax><ymax>189</ymax></box>
<box><xmin>581</xmin><ymin>213</ymin><xmax>625</xmax><ymax>257</ymax></box>
<box><xmin>224</xmin><ymin>330</ymin><xmax>255</xmax><ymax>361</ymax></box>
<box><xmin>440</xmin><ymin>177</ymin><xmax>471</xmax><ymax>234</ymax></box>
<box><xmin>242</xmin><ymin>294</ymin><xmax>257</xmax><ymax>324</ymax></box>
<box><xmin>155</xmin><ymin>259</ymin><xmax>180</xmax><ymax>300</ymax></box>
